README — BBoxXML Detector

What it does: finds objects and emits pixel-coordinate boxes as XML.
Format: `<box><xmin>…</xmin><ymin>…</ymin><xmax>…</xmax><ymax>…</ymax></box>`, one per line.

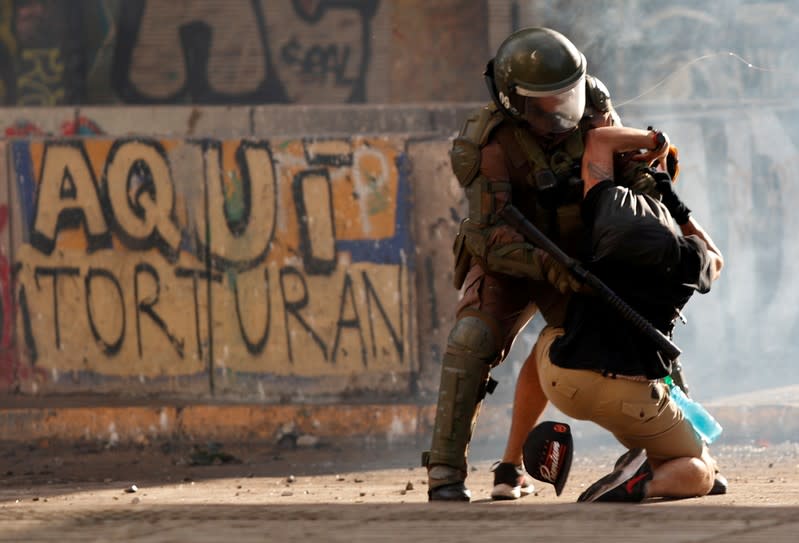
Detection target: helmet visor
<box><xmin>515</xmin><ymin>76</ymin><xmax>586</xmax><ymax>135</ymax></box>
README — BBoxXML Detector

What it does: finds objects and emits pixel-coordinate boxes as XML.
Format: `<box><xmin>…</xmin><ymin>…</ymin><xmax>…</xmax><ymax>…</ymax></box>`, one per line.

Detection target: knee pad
<box><xmin>446</xmin><ymin>315</ymin><xmax>500</xmax><ymax>363</ymax></box>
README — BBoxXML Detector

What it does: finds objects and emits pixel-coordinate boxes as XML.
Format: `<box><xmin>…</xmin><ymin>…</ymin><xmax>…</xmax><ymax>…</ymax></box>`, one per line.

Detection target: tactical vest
<box><xmin>449</xmin><ymin>75</ymin><xmax>614</xmax><ymax>289</ymax></box>
<box><xmin>451</xmin><ymin>74</ymin><xmax>612</xmax><ymax>219</ymax></box>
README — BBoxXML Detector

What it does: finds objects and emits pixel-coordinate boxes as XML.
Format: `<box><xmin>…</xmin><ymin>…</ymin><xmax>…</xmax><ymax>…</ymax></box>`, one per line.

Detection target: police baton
<box><xmin>500</xmin><ymin>205</ymin><xmax>681</xmax><ymax>360</ymax></box>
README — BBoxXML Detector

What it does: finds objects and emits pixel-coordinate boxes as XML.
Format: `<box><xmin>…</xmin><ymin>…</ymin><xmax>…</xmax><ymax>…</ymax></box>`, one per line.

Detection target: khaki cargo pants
<box><xmin>534</xmin><ymin>326</ymin><xmax>703</xmax><ymax>461</ymax></box>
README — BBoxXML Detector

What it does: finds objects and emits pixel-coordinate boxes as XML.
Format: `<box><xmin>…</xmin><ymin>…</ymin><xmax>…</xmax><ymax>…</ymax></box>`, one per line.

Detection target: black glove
<box><xmin>653</xmin><ymin>171</ymin><xmax>691</xmax><ymax>225</ymax></box>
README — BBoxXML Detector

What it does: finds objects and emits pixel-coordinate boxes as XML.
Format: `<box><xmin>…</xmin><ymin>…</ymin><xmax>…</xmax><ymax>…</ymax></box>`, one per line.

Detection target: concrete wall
<box><xmin>0</xmin><ymin>0</ymin><xmax>489</xmax><ymax>106</ymax></box>
<box><xmin>0</xmin><ymin>103</ymin><xmax>476</xmax><ymax>405</ymax></box>
<box><xmin>4</xmin><ymin>1</ymin><xmax>799</xmax><ymax>109</ymax></box>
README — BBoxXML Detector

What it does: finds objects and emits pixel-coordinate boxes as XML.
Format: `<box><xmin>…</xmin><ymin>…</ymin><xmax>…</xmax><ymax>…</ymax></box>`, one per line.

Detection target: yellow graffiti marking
<box><xmin>0</xmin><ymin>0</ymin><xmax>15</xmax><ymax>57</ymax></box>
<box><xmin>17</xmin><ymin>48</ymin><xmax>64</xmax><ymax>106</ymax></box>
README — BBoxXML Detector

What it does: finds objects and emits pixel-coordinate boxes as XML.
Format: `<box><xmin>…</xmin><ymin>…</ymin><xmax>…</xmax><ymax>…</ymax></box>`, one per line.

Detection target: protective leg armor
<box><xmin>425</xmin><ymin>315</ymin><xmax>500</xmax><ymax>489</ymax></box>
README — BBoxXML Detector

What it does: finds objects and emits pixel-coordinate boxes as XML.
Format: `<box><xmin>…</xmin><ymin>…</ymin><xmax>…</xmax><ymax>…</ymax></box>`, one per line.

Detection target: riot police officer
<box><xmin>423</xmin><ymin>27</ymin><xmax>626</xmax><ymax>501</ymax></box>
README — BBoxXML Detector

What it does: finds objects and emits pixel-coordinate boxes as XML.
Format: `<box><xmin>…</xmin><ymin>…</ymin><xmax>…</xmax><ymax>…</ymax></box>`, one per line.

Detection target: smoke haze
<box><xmin>489</xmin><ymin>0</ymin><xmax>799</xmax><ymax>400</ymax></box>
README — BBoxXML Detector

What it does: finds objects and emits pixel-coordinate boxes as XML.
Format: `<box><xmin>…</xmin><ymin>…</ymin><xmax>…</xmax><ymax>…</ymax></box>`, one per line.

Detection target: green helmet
<box><xmin>486</xmin><ymin>27</ymin><xmax>587</xmax><ymax>135</ymax></box>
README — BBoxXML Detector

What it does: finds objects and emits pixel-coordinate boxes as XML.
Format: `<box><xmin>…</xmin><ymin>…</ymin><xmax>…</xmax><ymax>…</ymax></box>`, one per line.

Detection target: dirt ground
<box><xmin>0</xmin><ymin>437</ymin><xmax>797</xmax><ymax>542</ymax></box>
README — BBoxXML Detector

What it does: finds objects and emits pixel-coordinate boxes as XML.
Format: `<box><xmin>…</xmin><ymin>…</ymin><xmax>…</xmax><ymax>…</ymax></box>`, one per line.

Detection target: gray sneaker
<box><xmin>579</xmin><ymin>449</ymin><xmax>649</xmax><ymax>503</ymax></box>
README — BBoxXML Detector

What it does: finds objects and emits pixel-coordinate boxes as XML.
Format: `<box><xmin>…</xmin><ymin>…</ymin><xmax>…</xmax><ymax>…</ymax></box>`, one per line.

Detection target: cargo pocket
<box><xmin>545</xmin><ymin>378</ymin><xmax>581</xmax><ymax>419</ymax></box>
<box><xmin>550</xmin><ymin>380</ymin><xmax>578</xmax><ymax>400</ymax></box>
<box><xmin>621</xmin><ymin>401</ymin><xmax>660</xmax><ymax>423</ymax></box>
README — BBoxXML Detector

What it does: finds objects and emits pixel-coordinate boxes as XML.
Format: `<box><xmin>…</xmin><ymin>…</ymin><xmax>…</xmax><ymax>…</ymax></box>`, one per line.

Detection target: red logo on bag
<box><xmin>553</xmin><ymin>424</ymin><xmax>568</xmax><ymax>433</ymax></box>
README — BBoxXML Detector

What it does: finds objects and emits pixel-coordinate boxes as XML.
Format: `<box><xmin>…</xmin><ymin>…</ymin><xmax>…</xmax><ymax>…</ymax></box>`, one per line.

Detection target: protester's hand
<box><xmin>653</xmin><ymin>171</ymin><xmax>692</xmax><ymax>225</ymax></box>
<box><xmin>632</xmin><ymin>129</ymin><xmax>670</xmax><ymax>167</ymax></box>
<box><xmin>534</xmin><ymin>249</ymin><xmax>583</xmax><ymax>294</ymax></box>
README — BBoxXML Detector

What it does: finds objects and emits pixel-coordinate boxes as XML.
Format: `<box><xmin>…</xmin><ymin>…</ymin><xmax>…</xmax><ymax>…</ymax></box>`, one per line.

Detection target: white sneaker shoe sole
<box><xmin>491</xmin><ymin>481</ymin><xmax>535</xmax><ymax>500</ymax></box>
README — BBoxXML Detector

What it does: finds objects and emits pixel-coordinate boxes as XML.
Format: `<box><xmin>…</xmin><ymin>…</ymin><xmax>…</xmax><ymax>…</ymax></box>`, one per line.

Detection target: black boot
<box><xmin>428</xmin><ymin>481</ymin><xmax>471</xmax><ymax>502</ymax></box>
<box><xmin>427</xmin><ymin>463</ymin><xmax>471</xmax><ymax>502</ymax></box>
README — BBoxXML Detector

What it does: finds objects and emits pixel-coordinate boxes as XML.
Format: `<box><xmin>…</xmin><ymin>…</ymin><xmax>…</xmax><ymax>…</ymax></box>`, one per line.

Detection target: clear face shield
<box><xmin>514</xmin><ymin>75</ymin><xmax>586</xmax><ymax>136</ymax></box>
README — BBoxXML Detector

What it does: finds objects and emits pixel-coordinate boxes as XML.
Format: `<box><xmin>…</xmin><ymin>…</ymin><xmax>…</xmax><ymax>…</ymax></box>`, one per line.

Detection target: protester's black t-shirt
<box><xmin>549</xmin><ymin>180</ymin><xmax>714</xmax><ymax>379</ymax></box>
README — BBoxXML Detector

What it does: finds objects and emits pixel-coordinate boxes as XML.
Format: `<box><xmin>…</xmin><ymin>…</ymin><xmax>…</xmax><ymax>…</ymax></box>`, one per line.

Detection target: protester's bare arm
<box><xmin>582</xmin><ymin>127</ymin><xmax>670</xmax><ymax>194</ymax></box>
<box><xmin>581</xmin><ymin>126</ymin><xmax>723</xmax><ymax>281</ymax></box>
<box><xmin>680</xmin><ymin>218</ymin><xmax>724</xmax><ymax>281</ymax></box>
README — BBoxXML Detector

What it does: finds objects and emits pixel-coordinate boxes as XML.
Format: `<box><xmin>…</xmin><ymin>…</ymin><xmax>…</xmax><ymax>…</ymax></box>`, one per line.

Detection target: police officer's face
<box><xmin>519</xmin><ymin>80</ymin><xmax>586</xmax><ymax>136</ymax></box>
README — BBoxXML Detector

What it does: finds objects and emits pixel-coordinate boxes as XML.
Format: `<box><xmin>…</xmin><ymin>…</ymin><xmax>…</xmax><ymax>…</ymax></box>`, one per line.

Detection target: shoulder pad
<box><xmin>450</xmin><ymin>103</ymin><xmax>505</xmax><ymax>186</ymax></box>
<box><xmin>458</xmin><ymin>103</ymin><xmax>505</xmax><ymax>146</ymax></box>
<box><xmin>586</xmin><ymin>75</ymin><xmax>611</xmax><ymax>114</ymax></box>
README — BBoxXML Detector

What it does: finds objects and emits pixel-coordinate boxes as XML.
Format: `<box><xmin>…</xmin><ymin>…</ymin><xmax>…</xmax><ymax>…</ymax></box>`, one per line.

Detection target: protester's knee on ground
<box><xmin>683</xmin><ymin>455</ymin><xmax>715</xmax><ymax>496</ymax></box>
<box><xmin>656</xmin><ymin>450</ymin><xmax>715</xmax><ymax>497</ymax></box>
<box><xmin>696</xmin><ymin>447</ymin><xmax>717</xmax><ymax>494</ymax></box>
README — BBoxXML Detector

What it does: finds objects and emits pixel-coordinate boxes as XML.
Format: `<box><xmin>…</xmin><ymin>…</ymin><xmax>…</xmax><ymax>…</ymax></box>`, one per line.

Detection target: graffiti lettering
<box><xmin>134</xmin><ymin>262</ymin><xmax>185</xmax><ymax>359</ymax></box>
<box><xmin>9</xmin><ymin>136</ymin><xmax>411</xmax><ymax>397</ymax></box>
<box><xmin>175</xmin><ymin>267</ymin><xmax>222</xmax><ymax>359</ymax></box>
<box><xmin>281</xmin><ymin>38</ymin><xmax>355</xmax><ymax>86</ymax></box>
<box><xmin>198</xmin><ymin>140</ymin><xmax>278</xmax><ymax>272</ymax></box>
<box><xmin>85</xmin><ymin>267</ymin><xmax>125</xmax><ymax>355</ymax></box>
<box><xmin>280</xmin><ymin>265</ymin><xmax>327</xmax><ymax>363</ymax></box>
<box><xmin>233</xmin><ymin>268</ymin><xmax>272</xmax><ymax>355</ymax></box>
<box><xmin>104</xmin><ymin>140</ymin><xmax>182</xmax><ymax>260</ymax></box>
<box><xmin>17</xmin><ymin>48</ymin><xmax>64</xmax><ymax>105</ymax></box>
<box><xmin>363</xmin><ymin>269</ymin><xmax>404</xmax><ymax>362</ymax></box>
<box><xmin>33</xmin><ymin>266</ymin><xmax>80</xmax><ymax>349</ymax></box>
<box><xmin>111</xmin><ymin>0</ymin><xmax>376</xmax><ymax>104</ymax></box>
<box><xmin>331</xmin><ymin>272</ymin><xmax>366</xmax><ymax>366</ymax></box>
<box><xmin>17</xmin><ymin>283</ymin><xmax>38</xmax><ymax>364</ymax></box>
<box><xmin>32</xmin><ymin>142</ymin><xmax>110</xmax><ymax>255</ymax></box>
<box><xmin>293</xmin><ymin>168</ymin><xmax>336</xmax><ymax>275</ymax></box>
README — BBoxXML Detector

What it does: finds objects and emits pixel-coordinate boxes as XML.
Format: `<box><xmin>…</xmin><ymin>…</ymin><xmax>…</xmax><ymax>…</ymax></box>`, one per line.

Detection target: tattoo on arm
<box><xmin>587</xmin><ymin>161</ymin><xmax>613</xmax><ymax>182</ymax></box>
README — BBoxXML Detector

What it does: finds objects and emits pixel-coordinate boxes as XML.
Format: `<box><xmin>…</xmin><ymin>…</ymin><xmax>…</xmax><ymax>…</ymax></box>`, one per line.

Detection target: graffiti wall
<box><xmin>2</xmin><ymin>0</ymin><xmax>799</xmax><ymax>107</ymax></box>
<box><xmin>0</xmin><ymin>0</ymin><xmax>488</xmax><ymax>106</ymax></box>
<box><xmin>2</xmin><ymin>135</ymin><xmax>414</xmax><ymax>399</ymax></box>
<box><xmin>112</xmin><ymin>0</ymin><xmax>381</xmax><ymax>104</ymax></box>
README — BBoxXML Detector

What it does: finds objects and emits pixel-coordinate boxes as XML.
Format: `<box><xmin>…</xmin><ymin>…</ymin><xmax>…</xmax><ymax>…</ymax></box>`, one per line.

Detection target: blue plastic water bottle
<box><xmin>665</xmin><ymin>376</ymin><xmax>723</xmax><ymax>444</ymax></box>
